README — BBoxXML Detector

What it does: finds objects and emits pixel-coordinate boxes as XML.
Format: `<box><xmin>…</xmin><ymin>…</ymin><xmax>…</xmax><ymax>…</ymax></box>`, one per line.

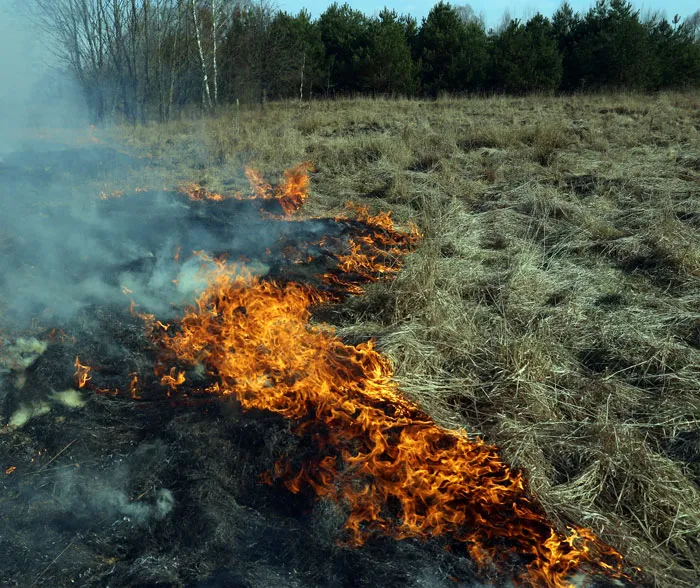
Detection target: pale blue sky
<box><xmin>276</xmin><ymin>0</ymin><xmax>699</xmax><ymax>28</ymax></box>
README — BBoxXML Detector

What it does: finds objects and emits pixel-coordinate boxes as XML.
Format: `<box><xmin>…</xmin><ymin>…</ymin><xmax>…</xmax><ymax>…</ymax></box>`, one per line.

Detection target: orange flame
<box><xmin>244</xmin><ymin>165</ymin><xmax>273</xmax><ymax>199</ymax></box>
<box><xmin>91</xmin><ymin>162</ymin><xmax>627</xmax><ymax>586</ymax></box>
<box><xmin>320</xmin><ymin>205</ymin><xmax>420</xmax><ymax>295</ymax></box>
<box><xmin>160</xmin><ymin>367</ymin><xmax>186</xmax><ymax>393</ymax></box>
<box><xmin>274</xmin><ymin>161</ymin><xmax>313</xmax><ymax>215</ymax></box>
<box><xmin>141</xmin><ymin>165</ymin><xmax>626</xmax><ymax>584</ymax></box>
<box><xmin>129</xmin><ymin>301</ymin><xmax>155</xmax><ymax>333</ymax></box>
<box><xmin>74</xmin><ymin>356</ymin><xmax>91</xmax><ymax>389</ymax></box>
<box><xmin>48</xmin><ymin>329</ymin><xmax>69</xmax><ymax>343</ymax></box>
<box><xmin>129</xmin><ymin>372</ymin><xmax>140</xmax><ymax>399</ymax></box>
<box><xmin>179</xmin><ymin>182</ymin><xmax>226</xmax><ymax>202</ymax></box>
<box><xmin>177</xmin><ymin>163</ymin><xmax>312</xmax><ymax>217</ymax></box>
<box><xmin>150</xmin><ymin>261</ymin><xmax>627</xmax><ymax>587</ymax></box>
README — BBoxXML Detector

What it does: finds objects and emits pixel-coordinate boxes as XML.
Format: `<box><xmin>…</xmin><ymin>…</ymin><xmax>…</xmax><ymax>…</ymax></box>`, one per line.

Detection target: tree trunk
<box><xmin>212</xmin><ymin>0</ymin><xmax>219</xmax><ymax>105</ymax></box>
<box><xmin>191</xmin><ymin>0</ymin><xmax>212</xmax><ymax>109</ymax></box>
<box><xmin>299</xmin><ymin>50</ymin><xmax>305</xmax><ymax>103</ymax></box>
<box><xmin>143</xmin><ymin>0</ymin><xmax>151</xmax><ymax>122</ymax></box>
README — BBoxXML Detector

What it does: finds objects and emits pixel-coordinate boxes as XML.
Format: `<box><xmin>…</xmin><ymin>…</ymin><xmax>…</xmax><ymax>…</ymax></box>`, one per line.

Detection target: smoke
<box><xmin>54</xmin><ymin>466</ymin><xmax>175</xmax><ymax>526</ymax></box>
<box><xmin>0</xmin><ymin>2</ymin><xmax>119</xmax><ymax>331</ymax></box>
<box><xmin>0</xmin><ymin>5</ymin><xmax>333</xmax><ymax>332</ymax></box>
<box><xmin>0</xmin><ymin>173</ymin><xmax>318</xmax><ymax>330</ymax></box>
<box><xmin>0</xmin><ymin>0</ymin><xmax>89</xmax><ymax>154</ymax></box>
<box><xmin>2</xmin><ymin>440</ymin><xmax>175</xmax><ymax>538</ymax></box>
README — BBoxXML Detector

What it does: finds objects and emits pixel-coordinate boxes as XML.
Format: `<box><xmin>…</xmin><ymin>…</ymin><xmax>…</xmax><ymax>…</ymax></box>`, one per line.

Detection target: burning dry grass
<box><xmin>106</xmin><ymin>92</ymin><xmax>700</xmax><ymax>586</ymax></box>
<box><xmin>140</xmin><ymin>258</ymin><xmax>628</xmax><ymax>586</ymax></box>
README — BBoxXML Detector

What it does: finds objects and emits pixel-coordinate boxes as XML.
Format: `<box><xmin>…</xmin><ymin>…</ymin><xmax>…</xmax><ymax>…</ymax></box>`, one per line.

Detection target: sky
<box><xmin>276</xmin><ymin>0</ymin><xmax>699</xmax><ymax>28</ymax></box>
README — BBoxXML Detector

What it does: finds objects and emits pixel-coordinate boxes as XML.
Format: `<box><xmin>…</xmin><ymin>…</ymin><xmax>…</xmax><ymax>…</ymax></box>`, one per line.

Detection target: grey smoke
<box><xmin>51</xmin><ymin>449</ymin><xmax>175</xmax><ymax>527</ymax></box>
<box><xmin>0</xmin><ymin>1</ymin><xmax>234</xmax><ymax>330</ymax></box>
<box><xmin>90</xmin><ymin>486</ymin><xmax>175</xmax><ymax>525</ymax></box>
<box><xmin>0</xmin><ymin>173</ymin><xmax>299</xmax><ymax>328</ymax></box>
<box><xmin>0</xmin><ymin>1</ymin><xmax>322</xmax><ymax>330</ymax></box>
<box><xmin>0</xmin><ymin>0</ymin><xmax>88</xmax><ymax>155</ymax></box>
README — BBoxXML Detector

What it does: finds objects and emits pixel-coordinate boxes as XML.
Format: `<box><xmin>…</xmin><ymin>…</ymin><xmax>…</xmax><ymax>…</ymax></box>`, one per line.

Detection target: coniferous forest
<box><xmin>31</xmin><ymin>0</ymin><xmax>700</xmax><ymax>122</ymax></box>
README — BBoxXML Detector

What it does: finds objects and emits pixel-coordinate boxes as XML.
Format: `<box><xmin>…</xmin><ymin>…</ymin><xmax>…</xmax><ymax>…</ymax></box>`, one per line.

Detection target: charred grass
<box><xmin>114</xmin><ymin>93</ymin><xmax>700</xmax><ymax>587</ymax></box>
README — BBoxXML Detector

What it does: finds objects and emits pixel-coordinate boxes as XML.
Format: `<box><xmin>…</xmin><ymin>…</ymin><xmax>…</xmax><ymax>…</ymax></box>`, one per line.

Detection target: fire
<box><xmin>327</xmin><ymin>237</ymin><xmax>399</xmax><ymax>288</ymax></box>
<box><xmin>129</xmin><ymin>372</ymin><xmax>140</xmax><ymax>399</ymax></box>
<box><xmin>275</xmin><ymin>161</ymin><xmax>313</xmax><ymax>215</ymax></box>
<box><xmin>149</xmin><ymin>260</ymin><xmax>627</xmax><ymax>587</ymax></box>
<box><xmin>74</xmin><ymin>356</ymin><xmax>91</xmax><ymax>388</ymax></box>
<box><xmin>244</xmin><ymin>165</ymin><xmax>272</xmax><ymax>199</ymax></box>
<box><xmin>74</xmin><ymin>356</ymin><xmax>118</xmax><ymax>395</ymax></box>
<box><xmin>178</xmin><ymin>162</ymin><xmax>312</xmax><ymax>216</ymax></box>
<box><xmin>129</xmin><ymin>301</ymin><xmax>154</xmax><ymax>329</ymax></box>
<box><xmin>100</xmin><ymin>188</ymin><xmax>155</xmax><ymax>199</ymax></box>
<box><xmin>160</xmin><ymin>367</ymin><xmax>186</xmax><ymax>393</ymax></box>
<box><xmin>68</xmin><ymin>162</ymin><xmax>628</xmax><ymax>585</ymax></box>
<box><xmin>179</xmin><ymin>182</ymin><xmax>226</xmax><ymax>202</ymax></box>
<box><xmin>320</xmin><ymin>205</ymin><xmax>420</xmax><ymax>295</ymax></box>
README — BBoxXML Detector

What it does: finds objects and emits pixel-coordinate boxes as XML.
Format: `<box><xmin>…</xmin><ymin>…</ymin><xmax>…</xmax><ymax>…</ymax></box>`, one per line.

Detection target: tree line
<box><xmin>30</xmin><ymin>0</ymin><xmax>700</xmax><ymax>123</ymax></box>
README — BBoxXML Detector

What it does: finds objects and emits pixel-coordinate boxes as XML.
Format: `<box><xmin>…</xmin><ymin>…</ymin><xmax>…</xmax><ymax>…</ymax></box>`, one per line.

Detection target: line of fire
<box><xmin>1</xmin><ymin>158</ymin><xmax>636</xmax><ymax>588</ymax></box>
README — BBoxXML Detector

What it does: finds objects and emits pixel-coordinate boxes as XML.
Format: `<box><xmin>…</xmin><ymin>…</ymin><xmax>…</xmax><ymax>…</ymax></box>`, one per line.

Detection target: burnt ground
<box><xmin>0</xmin><ymin>306</ymin><xmax>629</xmax><ymax>588</ymax></box>
<box><xmin>0</xmin><ymin>144</ymin><xmax>633</xmax><ymax>587</ymax></box>
<box><xmin>0</xmin><ymin>345</ymin><xmax>485</xmax><ymax>588</ymax></box>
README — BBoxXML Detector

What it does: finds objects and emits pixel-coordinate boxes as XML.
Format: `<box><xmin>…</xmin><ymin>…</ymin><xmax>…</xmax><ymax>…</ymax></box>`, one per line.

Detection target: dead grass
<box><xmin>114</xmin><ymin>92</ymin><xmax>700</xmax><ymax>587</ymax></box>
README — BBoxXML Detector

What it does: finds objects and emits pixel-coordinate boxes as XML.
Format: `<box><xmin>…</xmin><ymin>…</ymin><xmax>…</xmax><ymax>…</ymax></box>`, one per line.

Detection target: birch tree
<box><xmin>209</xmin><ymin>0</ymin><xmax>238</xmax><ymax>106</ymax></box>
<box><xmin>190</xmin><ymin>0</ymin><xmax>212</xmax><ymax>107</ymax></box>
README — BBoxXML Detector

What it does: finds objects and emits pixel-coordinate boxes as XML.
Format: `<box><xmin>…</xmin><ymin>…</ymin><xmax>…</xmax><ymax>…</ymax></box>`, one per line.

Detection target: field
<box><xmin>103</xmin><ymin>92</ymin><xmax>700</xmax><ymax>587</ymax></box>
<box><xmin>0</xmin><ymin>93</ymin><xmax>692</xmax><ymax>587</ymax></box>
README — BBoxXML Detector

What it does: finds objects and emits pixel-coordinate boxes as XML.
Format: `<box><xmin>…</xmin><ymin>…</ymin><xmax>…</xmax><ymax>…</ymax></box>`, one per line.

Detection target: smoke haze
<box><xmin>0</xmin><ymin>0</ymin><xmax>89</xmax><ymax>153</ymax></box>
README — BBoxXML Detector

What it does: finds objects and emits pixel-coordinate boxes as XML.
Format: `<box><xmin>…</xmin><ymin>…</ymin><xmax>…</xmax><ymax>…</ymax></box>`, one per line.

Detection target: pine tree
<box><xmin>419</xmin><ymin>1</ymin><xmax>487</xmax><ymax>94</ymax></box>
<box><xmin>269</xmin><ymin>10</ymin><xmax>326</xmax><ymax>99</ymax></box>
<box><xmin>650</xmin><ymin>15</ymin><xmax>700</xmax><ymax>88</ymax></box>
<box><xmin>552</xmin><ymin>2</ymin><xmax>580</xmax><ymax>90</ymax></box>
<box><xmin>490</xmin><ymin>16</ymin><xmax>562</xmax><ymax>94</ymax></box>
<box><xmin>567</xmin><ymin>0</ymin><xmax>655</xmax><ymax>90</ymax></box>
<box><xmin>317</xmin><ymin>3</ymin><xmax>370</xmax><ymax>94</ymax></box>
<box><xmin>365</xmin><ymin>9</ymin><xmax>416</xmax><ymax>95</ymax></box>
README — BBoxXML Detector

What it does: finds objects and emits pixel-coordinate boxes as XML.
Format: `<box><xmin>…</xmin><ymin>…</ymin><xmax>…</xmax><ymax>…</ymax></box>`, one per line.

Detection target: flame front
<box><xmin>151</xmin><ymin>263</ymin><xmax>626</xmax><ymax>587</ymax></box>
<box><xmin>81</xmin><ymin>163</ymin><xmax>628</xmax><ymax>586</ymax></box>
<box><xmin>179</xmin><ymin>183</ymin><xmax>226</xmax><ymax>202</ymax></box>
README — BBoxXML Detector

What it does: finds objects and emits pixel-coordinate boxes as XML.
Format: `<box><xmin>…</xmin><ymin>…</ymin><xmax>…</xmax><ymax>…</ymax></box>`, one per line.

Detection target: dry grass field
<box><xmin>109</xmin><ymin>93</ymin><xmax>700</xmax><ymax>587</ymax></box>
